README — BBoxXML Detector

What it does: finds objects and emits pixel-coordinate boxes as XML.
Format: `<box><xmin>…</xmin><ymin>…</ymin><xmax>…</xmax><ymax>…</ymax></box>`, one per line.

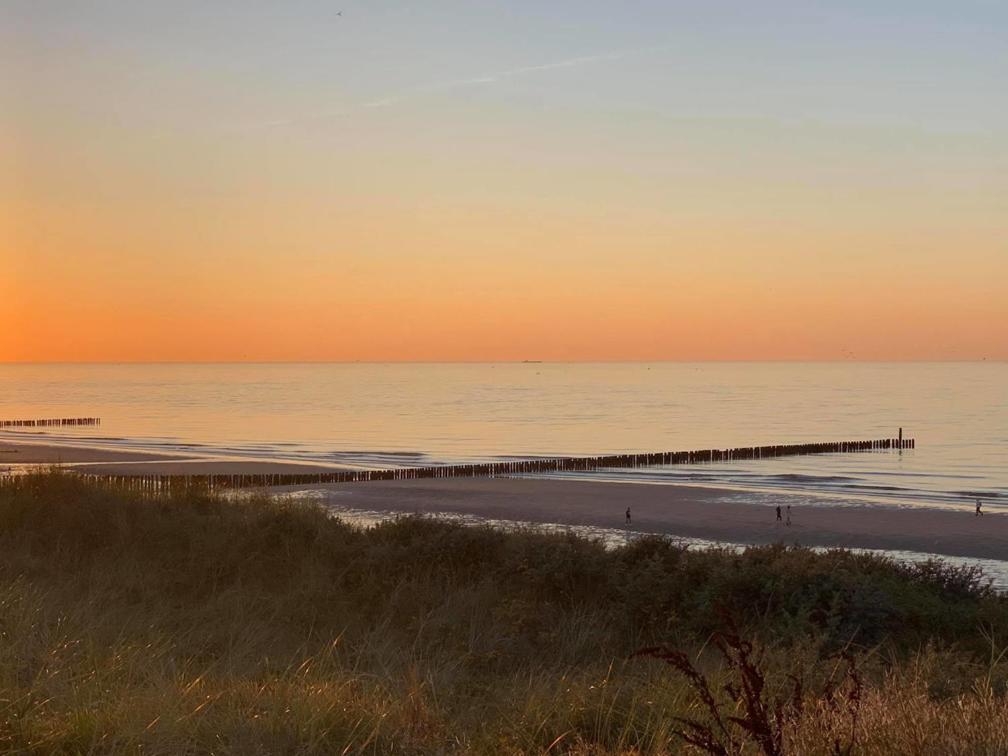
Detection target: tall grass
<box><xmin>0</xmin><ymin>471</ymin><xmax>1006</xmax><ymax>754</ymax></box>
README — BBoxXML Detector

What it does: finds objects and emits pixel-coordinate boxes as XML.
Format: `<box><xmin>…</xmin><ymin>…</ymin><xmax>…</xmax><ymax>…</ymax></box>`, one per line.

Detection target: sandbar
<box><xmin>0</xmin><ymin>440</ymin><xmax>343</xmax><ymax>475</ymax></box>
<box><xmin>0</xmin><ymin>440</ymin><xmax>191</xmax><ymax>464</ymax></box>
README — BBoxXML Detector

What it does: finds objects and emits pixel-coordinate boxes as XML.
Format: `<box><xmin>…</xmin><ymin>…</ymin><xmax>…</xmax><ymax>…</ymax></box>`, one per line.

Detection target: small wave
<box><xmin>329</xmin><ymin>450</ymin><xmax>427</xmax><ymax>459</ymax></box>
<box><xmin>953</xmin><ymin>490</ymin><xmax>1007</xmax><ymax>501</ymax></box>
<box><xmin>769</xmin><ymin>473</ymin><xmax>860</xmax><ymax>484</ymax></box>
<box><xmin>836</xmin><ymin>483</ymin><xmax>906</xmax><ymax>493</ymax></box>
<box><xmin>842</xmin><ymin>469</ymin><xmax>986</xmax><ymax>480</ymax></box>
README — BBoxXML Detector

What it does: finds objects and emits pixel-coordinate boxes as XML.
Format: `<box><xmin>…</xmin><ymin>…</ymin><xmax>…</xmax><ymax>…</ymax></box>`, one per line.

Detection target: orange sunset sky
<box><xmin>2</xmin><ymin>2</ymin><xmax>1006</xmax><ymax>362</ymax></box>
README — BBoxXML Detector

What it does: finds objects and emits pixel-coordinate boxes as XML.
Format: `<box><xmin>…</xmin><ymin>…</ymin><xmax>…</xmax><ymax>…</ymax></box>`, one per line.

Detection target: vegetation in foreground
<box><xmin>1</xmin><ymin>471</ymin><xmax>1006</xmax><ymax>754</ymax></box>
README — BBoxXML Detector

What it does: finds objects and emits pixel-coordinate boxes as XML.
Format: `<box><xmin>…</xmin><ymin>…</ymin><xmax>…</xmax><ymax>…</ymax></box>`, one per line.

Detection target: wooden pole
<box><xmin>62</xmin><ymin>436</ymin><xmax>915</xmax><ymax>491</ymax></box>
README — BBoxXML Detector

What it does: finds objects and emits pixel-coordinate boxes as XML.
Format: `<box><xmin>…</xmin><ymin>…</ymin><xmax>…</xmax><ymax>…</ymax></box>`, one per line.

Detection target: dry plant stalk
<box><xmin>635</xmin><ymin>614</ymin><xmax>862</xmax><ymax>755</ymax></box>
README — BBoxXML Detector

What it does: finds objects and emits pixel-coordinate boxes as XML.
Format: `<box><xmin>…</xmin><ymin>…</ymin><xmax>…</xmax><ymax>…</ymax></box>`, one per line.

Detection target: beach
<box><xmin>4</xmin><ymin>439</ymin><xmax>1005</xmax><ymax>562</ymax></box>
<box><xmin>0</xmin><ymin>440</ymin><xmax>346</xmax><ymax>474</ymax></box>
<box><xmin>0</xmin><ymin>441</ymin><xmax>192</xmax><ymax>465</ymax></box>
<box><xmin>311</xmin><ymin>477</ymin><xmax>1007</xmax><ymax>561</ymax></box>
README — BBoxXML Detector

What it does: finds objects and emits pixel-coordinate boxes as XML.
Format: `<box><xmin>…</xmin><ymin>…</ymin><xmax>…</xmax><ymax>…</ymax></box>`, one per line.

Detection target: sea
<box><xmin>0</xmin><ymin>362</ymin><xmax>1004</xmax><ymax>512</ymax></box>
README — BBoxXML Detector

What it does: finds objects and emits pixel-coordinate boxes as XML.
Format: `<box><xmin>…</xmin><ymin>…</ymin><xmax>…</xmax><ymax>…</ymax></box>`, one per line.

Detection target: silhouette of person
<box><xmin>976</xmin><ymin>499</ymin><xmax>983</xmax><ymax>517</ymax></box>
<box><xmin>786</xmin><ymin>505</ymin><xmax>792</xmax><ymax>527</ymax></box>
<box><xmin>776</xmin><ymin>505</ymin><xmax>782</xmax><ymax>523</ymax></box>
<box><xmin>625</xmin><ymin>507</ymin><xmax>631</xmax><ymax>525</ymax></box>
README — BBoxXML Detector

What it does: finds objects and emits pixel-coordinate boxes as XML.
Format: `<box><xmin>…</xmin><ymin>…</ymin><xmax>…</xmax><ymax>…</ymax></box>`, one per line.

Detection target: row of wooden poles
<box><xmin>76</xmin><ymin>436</ymin><xmax>914</xmax><ymax>495</ymax></box>
<box><xmin>0</xmin><ymin>417</ymin><xmax>101</xmax><ymax>428</ymax></box>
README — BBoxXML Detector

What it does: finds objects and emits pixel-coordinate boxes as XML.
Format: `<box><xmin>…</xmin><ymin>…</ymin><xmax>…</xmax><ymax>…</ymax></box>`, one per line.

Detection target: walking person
<box><xmin>786</xmin><ymin>505</ymin><xmax>792</xmax><ymax>527</ymax></box>
<box><xmin>625</xmin><ymin>507</ymin><xmax>631</xmax><ymax>526</ymax></box>
<box><xmin>976</xmin><ymin>499</ymin><xmax>983</xmax><ymax>517</ymax></box>
<box><xmin>776</xmin><ymin>505</ymin><xmax>782</xmax><ymax>524</ymax></box>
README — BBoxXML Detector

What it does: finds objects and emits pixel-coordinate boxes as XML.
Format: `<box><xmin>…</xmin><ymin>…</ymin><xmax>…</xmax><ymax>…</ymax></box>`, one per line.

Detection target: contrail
<box><xmin>238</xmin><ymin>46</ymin><xmax>666</xmax><ymax>131</ymax></box>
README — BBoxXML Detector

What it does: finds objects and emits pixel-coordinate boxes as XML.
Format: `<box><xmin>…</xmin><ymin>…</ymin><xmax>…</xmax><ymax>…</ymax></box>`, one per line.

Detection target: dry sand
<box><xmin>3</xmin><ymin>440</ymin><xmax>1005</xmax><ymax>562</ymax></box>
<box><xmin>308</xmin><ymin>477</ymin><xmax>1008</xmax><ymax>561</ymax></box>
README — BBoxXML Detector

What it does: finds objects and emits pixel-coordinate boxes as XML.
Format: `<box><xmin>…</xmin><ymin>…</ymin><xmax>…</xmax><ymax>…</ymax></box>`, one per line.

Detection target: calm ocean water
<box><xmin>0</xmin><ymin>363</ymin><xmax>1005</xmax><ymax>512</ymax></box>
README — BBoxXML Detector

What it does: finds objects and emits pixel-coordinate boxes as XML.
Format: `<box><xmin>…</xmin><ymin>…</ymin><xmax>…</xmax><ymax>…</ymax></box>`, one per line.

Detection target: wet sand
<box><xmin>3</xmin><ymin>440</ymin><xmax>1005</xmax><ymax>562</ymax></box>
<box><xmin>0</xmin><ymin>440</ymin><xmax>342</xmax><ymax>475</ymax></box>
<box><xmin>0</xmin><ymin>441</ymin><xmax>192</xmax><ymax>465</ymax></box>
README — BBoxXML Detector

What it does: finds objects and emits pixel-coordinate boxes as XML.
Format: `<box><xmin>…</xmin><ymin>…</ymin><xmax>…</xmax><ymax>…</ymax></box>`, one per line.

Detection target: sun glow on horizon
<box><xmin>3</xmin><ymin>1</ymin><xmax>1006</xmax><ymax>362</ymax></box>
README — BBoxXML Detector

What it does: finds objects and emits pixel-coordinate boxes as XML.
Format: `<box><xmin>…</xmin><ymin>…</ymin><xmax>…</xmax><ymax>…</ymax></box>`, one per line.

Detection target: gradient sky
<box><xmin>3</xmin><ymin>1</ymin><xmax>1006</xmax><ymax>361</ymax></box>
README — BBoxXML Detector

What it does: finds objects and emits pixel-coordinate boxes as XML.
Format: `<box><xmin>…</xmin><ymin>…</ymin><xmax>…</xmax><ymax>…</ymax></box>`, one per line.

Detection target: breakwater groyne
<box><xmin>74</xmin><ymin>435</ymin><xmax>914</xmax><ymax>494</ymax></box>
<box><xmin>0</xmin><ymin>417</ymin><xmax>101</xmax><ymax>429</ymax></box>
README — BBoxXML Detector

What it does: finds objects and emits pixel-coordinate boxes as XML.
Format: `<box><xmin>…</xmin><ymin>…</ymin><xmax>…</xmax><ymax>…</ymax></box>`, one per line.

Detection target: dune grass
<box><xmin>1</xmin><ymin>471</ymin><xmax>1006</xmax><ymax>754</ymax></box>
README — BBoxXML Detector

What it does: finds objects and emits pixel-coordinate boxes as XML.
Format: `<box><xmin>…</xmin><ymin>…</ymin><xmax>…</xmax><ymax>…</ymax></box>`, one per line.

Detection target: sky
<box><xmin>2</xmin><ymin>0</ymin><xmax>1006</xmax><ymax>361</ymax></box>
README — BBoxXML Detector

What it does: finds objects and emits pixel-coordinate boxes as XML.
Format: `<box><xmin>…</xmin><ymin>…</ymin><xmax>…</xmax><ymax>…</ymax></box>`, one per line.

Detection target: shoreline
<box><xmin>0</xmin><ymin>439</ymin><xmax>349</xmax><ymax>475</ymax></box>
<box><xmin>3</xmin><ymin>439</ymin><xmax>1005</xmax><ymax>563</ymax></box>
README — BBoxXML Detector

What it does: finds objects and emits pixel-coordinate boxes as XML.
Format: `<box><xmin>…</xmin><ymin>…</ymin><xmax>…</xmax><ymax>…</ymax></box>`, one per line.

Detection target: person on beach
<box><xmin>625</xmin><ymin>507</ymin><xmax>631</xmax><ymax>525</ymax></box>
<box><xmin>776</xmin><ymin>505</ymin><xmax>782</xmax><ymax>523</ymax></box>
<box><xmin>786</xmin><ymin>505</ymin><xmax>792</xmax><ymax>527</ymax></box>
<box><xmin>976</xmin><ymin>499</ymin><xmax>983</xmax><ymax>517</ymax></box>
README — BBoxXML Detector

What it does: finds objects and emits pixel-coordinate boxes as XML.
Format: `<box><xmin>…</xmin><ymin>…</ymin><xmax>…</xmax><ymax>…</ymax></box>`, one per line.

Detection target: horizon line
<box><xmin>1</xmin><ymin>359</ymin><xmax>1004</xmax><ymax>366</ymax></box>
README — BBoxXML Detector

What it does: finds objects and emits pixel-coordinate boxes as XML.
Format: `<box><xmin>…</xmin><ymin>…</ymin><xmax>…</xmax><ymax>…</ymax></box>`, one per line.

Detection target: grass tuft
<box><xmin>1</xmin><ymin>471</ymin><xmax>1006</xmax><ymax>754</ymax></box>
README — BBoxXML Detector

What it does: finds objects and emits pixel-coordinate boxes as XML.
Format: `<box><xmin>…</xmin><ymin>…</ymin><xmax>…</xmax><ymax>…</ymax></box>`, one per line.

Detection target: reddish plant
<box><xmin>635</xmin><ymin>614</ymin><xmax>861</xmax><ymax>755</ymax></box>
